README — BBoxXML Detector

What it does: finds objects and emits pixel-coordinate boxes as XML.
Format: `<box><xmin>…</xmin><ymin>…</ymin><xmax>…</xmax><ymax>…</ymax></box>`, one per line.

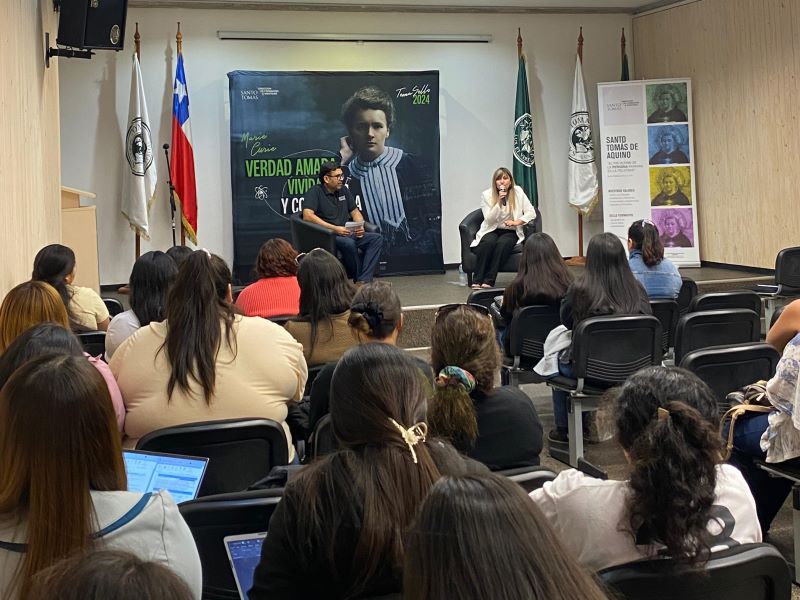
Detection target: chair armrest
<box><xmin>364</xmin><ymin>222</ymin><xmax>380</xmax><ymax>234</ymax></box>
<box><xmin>459</xmin><ymin>209</ymin><xmax>484</xmax><ymax>271</ymax></box>
<box><xmin>290</xmin><ymin>214</ymin><xmax>337</xmax><ymax>254</ymax></box>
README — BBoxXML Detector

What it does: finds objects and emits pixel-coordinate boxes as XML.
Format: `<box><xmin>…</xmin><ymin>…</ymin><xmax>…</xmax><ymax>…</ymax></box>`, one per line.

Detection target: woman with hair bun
<box><xmin>307</xmin><ymin>281</ymin><xmax>430</xmax><ymax>432</ymax></box>
<box><xmin>627</xmin><ymin>219</ymin><xmax>681</xmax><ymax>299</ymax></box>
<box><xmin>110</xmin><ymin>251</ymin><xmax>307</xmax><ymax>459</ymax></box>
<box><xmin>428</xmin><ymin>304</ymin><xmax>542</xmax><ymax>471</ymax></box>
<box><xmin>249</xmin><ymin>343</ymin><xmax>486</xmax><ymax>599</ymax></box>
<box><xmin>532</xmin><ymin>366</ymin><xmax>760</xmax><ymax>571</ymax></box>
<box><xmin>404</xmin><ymin>473</ymin><xmax>608</xmax><ymax>600</ymax></box>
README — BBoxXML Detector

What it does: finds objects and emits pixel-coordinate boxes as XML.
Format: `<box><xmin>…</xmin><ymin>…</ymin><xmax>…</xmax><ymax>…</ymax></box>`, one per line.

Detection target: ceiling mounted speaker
<box><xmin>57</xmin><ymin>0</ymin><xmax>128</xmax><ymax>51</ymax></box>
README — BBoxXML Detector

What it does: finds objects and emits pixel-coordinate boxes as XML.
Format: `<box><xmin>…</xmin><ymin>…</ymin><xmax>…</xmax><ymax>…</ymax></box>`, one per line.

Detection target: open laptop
<box><xmin>224</xmin><ymin>532</ymin><xmax>267</xmax><ymax>599</ymax></box>
<box><xmin>123</xmin><ymin>449</ymin><xmax>209</xmax><ymax>504</ymax></box>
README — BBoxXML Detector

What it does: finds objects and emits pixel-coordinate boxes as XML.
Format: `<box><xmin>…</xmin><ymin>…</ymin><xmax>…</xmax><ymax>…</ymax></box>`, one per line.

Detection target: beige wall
<box><xmin>633</xmin><ymin>0</ymin><xmax>798</xmax><ymax>269</ymax></box>
<box><xmin>0</xmin><ymin>0</ymin><xmax>62</xmax><ymax>296</ymax></box>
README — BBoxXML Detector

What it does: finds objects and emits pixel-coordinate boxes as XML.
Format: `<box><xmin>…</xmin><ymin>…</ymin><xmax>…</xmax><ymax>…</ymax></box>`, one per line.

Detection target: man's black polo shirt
<box><xmin>303</xmin><ymin>184</ymin><xmax>356</xmax><ymax>226</ymax></box>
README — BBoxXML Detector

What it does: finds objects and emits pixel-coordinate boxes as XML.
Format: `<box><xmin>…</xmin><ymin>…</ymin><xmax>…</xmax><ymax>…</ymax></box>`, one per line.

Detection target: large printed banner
<box><xmin>597</xmin><ymin>78</ymin><xmax>700</xmax><ymax>267</ymax></box>
<box><xmin>228</xmin><ymin>71</ymin><xmax>444</xmax><ymax>283</ymax></box>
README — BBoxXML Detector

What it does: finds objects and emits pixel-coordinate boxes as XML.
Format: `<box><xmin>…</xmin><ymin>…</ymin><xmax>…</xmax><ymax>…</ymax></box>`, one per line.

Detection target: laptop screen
<box><xmin>224</xmin><ymin>533</ymin><xmax>266</xmax><ymax>599</ymax></box>
<box><xmin>123</xmin><ymin>450</ymin><xmax>209</xmax><ymax>504</ymax></box>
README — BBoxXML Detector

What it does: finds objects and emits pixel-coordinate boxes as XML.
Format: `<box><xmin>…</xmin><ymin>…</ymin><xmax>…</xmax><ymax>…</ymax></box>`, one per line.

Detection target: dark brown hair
<box><xmin>429</xmin><ymin>306</ymin><xmax>499</xmax><ymax>452</ymax></box>
<box><xmin>0</xmin><ymin>355</ymin><xmax>126</xmax><ymax>598</ymax></box>
<box><xmin>255</xmin><ymin>238</ymin><xmax>298</xmax><ymax>279</ymax></box>
<box><xmin>29</xmin><ymin>549</ymin><xmax>193</xmax><ymax>600</ymax></box>
<box><xmin>348</xmin><ymin>281</ymin><xmax>401</xmax><ymax>341</ymax></box>
<box><xmin>162</xmin><ymin>251</ymin><xmax>236</xmax><ymax>403</ymax></box>
<box><xmin>503</xmin><ymin>232</ymin><xmax>572</xmax><ymax>314</ymax></box>
<box><xmin>341</xmin><ymin>86</ymin><xmax>395</xmax><ymax>130</ymax></box>
<box><xmin>615</xmin><ymin>366</ymin><xmax>722</xmax><ymax>564</ymax></box>
<box><xmin>404</xmin><ymin>473</ymin><xmax>609</xmax><ymax>600</ymax></box>
<box><xmin>281</xmin><ymin>344</ymin><xmax>442</xmax><ymax>597</ymax></box>
<box><xmin>628</xmin><ymin>219</ymin><xmax>665</xmax><ymax>267</ymax></box>
<box><xmin>30</xmin><ymin>243</ymin><xmax>77</xmax><ymax>322</ymax></box>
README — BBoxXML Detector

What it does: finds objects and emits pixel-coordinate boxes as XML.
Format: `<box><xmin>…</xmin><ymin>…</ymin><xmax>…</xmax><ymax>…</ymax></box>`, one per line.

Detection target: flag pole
<box><xmin>567</xmin><ymin>27</ymin><xmax>586</xmax><ymax>266</ymax></box>
<box><xmin>517</xmin><ymin>27</ymin><xmax>522</xmax><ymax>58</ymax></box>
<box><xmin>134</xmin><ymin>22</ymin><xmax>141</xmax><ymax>259</ymax></box>
<box><xmin>176</xmin><ymin>22</ymin><xmax>186</xmax><ymax>246</ymax></box>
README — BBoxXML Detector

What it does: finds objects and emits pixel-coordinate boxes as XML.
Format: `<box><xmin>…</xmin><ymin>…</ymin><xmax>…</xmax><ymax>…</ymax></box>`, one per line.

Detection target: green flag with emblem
<box><xmin>513</xmin><ymin>31</ymin><xmax>539</xmax><ymax>208</ymax></box>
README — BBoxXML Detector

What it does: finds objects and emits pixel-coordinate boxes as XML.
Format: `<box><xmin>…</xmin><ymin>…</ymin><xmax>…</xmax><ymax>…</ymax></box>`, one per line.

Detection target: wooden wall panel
<box><xmin>633</xmin><ymin>0</ymin><xmax>800</xmax><ymax>269</ymax></box>
<box><xmin>0</xmin><ymin>0</ymin><xmax>62</xmax><ymax>297</ymax></box>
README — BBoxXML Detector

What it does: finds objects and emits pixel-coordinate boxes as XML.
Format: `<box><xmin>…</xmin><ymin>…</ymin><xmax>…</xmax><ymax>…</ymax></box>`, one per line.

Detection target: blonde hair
<box><xmin>490</xmin><ymin>167</ymin><xmax>517</xmax><ymax>213</ymax></box>
<box><xmin>0</xmin><ymin>281</ymin><xmax>70</xmax><ymax>352</ymax></box>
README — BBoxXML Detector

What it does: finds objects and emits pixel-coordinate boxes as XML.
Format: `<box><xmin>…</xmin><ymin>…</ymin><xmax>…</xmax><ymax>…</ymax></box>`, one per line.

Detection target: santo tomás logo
<box><xmin>513</xmin><ymin>113</ymin><xmax>534</xmax><ymax>167</ymax></box>
<box><xmin>569</xmin><ymin>111</ymin><xmax>594</xmax><ymax>164</ymax></box>
<box><xmin>125</xmin><ymin>117</ymin><xmax>154</xmax><ymax>176</ymax></box>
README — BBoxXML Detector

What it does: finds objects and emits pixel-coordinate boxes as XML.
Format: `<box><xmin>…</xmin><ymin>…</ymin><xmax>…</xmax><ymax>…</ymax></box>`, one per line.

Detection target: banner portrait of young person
<box><xmin>228</xmin><ymin>70</ymin><xmax>444</xmax><ymax>283</ymax></box>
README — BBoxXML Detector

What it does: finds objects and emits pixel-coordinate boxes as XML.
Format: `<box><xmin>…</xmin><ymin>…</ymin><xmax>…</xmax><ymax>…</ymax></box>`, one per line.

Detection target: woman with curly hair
<box><xmin>531</xmin><ymin>366</ymin><xmax>760</xmax><ymax>571</ymax></box>
<box><xmin>236</xmin><ymin>239</ymin><xmax>301</xmax><ymax>318</ymax></box>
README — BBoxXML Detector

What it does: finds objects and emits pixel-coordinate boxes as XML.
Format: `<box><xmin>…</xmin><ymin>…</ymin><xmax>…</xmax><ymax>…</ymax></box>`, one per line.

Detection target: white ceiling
<box><xmin>129</xmin><ymin>0</ymin><xmax>680</xmax><ymax>13</ymax></box>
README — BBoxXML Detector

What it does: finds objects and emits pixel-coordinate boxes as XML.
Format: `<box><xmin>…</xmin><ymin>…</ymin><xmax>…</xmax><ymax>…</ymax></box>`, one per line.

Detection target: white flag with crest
<box><xmin>121</xmin><ymin>53</ymin><xmax>157</xmax><ymax>240</ymax></box>
<box><xmin>567</xmin><ymin>54</ymin><xmax>600</xmax><ymax>216</ymax></box>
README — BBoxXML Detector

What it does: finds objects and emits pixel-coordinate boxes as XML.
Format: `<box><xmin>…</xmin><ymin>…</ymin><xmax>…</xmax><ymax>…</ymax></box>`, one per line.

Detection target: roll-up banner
<box><xmin>228</xmin><ymin>71</ymin><xmax>444</xmax><ymax>283</ymax></box>
<box><xmin>597</xmin><ymin>78</ymin><xmax>699</xmax><ymax>267</ymax></box>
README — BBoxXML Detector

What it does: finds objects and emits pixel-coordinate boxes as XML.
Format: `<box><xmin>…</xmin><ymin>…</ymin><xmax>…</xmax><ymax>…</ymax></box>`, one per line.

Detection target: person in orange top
<box><xmin>236</xmin><ymin>239</ymin><xmax>301</xmax><ymax>319</ymax></box>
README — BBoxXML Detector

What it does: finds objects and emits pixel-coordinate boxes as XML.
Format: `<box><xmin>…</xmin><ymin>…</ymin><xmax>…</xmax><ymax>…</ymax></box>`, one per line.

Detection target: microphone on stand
<box><xmin>163</xmin><ymin>143</ymin><xmax>178</xmax><ymax>247</ymax></box>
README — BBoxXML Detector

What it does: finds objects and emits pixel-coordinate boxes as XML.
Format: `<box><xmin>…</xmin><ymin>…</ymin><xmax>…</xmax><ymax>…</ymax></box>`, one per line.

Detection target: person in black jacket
<box><xmin>428</xmin><ymin>304</ymin><xmax>543</xmax><ymax>471</ymax></box>
<box><xmin>249</xmin><ymin>344</ymin><xmax>486</xmax><ymax>600</ymax></box>
<box><xmin>549</xmin><ymin>233</ymin><xmax>651</xmax><ymax>443</ymax></box>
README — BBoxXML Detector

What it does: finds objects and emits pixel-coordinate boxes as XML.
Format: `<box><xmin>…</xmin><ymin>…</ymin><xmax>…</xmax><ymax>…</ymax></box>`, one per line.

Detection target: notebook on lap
<box><xmin>224</xmin><ymin>532</ymin><xmax>267</xmax><ymax>599</ymax></box>
<box><xmin>123</xmin><ymin>449</ymin><xmax>208</xmax><ymax>504</ymax></box>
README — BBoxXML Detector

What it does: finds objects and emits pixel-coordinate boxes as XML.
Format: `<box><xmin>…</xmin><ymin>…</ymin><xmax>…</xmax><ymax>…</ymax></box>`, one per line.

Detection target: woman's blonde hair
<box><xmin>0</xmin><ymin>281</ymin><xmax>70</xmax><ymax>352</ymax></box>
<box><xmin>490</xmin><ymin>167</ymin><xmax>517</xmax><ymax>213</ymax></box>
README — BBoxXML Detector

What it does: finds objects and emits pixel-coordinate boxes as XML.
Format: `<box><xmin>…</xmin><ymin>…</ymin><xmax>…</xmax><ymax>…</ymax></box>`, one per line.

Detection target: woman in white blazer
<box><xmin>469</xmin><ymin>167</ymin><xmax>537</xmax><ymax>288</ymax></box>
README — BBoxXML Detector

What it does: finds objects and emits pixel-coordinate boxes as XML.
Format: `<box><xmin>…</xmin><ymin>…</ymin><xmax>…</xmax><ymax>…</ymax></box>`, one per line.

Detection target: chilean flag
<box><xmin>171</xmin><ymin>53</ymin><xmax>198</xmax><ymax>244</ymax></box>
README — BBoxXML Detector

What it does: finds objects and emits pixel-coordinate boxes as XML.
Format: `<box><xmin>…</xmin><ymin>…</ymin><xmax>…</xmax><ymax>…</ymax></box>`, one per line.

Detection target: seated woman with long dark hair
<box><xmin>105</xmin><ymin>251</ymin><xmax>178</xmax><ymax>359</ymax></box>
<box><xmin>428</xmin><ymin>304</ymin><xmax>543</xmax><ymax>471</ymax></box>
<box><xmin>249</xmin><ymin>344</ymin><xmax>486</xmax><ymax>599</ymax></box>
<box><xmin>285</xmin><ymin>248</ymin><xmax>356</xmax><ymax>367</ymax></box>
<box><xmin>627</xmin><ymin>219</ymin><xmax>681</xmax><ymax>299</ymax></box>
<box><xmin>31</xmin><ymin>243</ymin><xmax>109</xmax><ymax>331</ymax></box>
<box><xmin>236</xmin><ymin>238</ymin><xmax>301</xmax><ymax>318</ymax></box>
<box><xmin>0</xmin><ymin>323</ymin><xmax>125</xmax><ymax>431</ymax></box>
<box><xmin>532</xmin><ymin>367</ymin><xmax>760</xmax><ymax>571</ymax></box>
<box><xmin>0</xmin><ymin>355</ymin><xmax>201</xmax><ymax>599</ymax></box>
<box><xmin>469</xmin><ymin>167</ymin><xmax>536</xmax><ymax>289</ymax></box>
<box><xmin>405</xmin><ymin>473</ymin><xmax>609</xmax><ymax>600</ymax></box>
<box><xmin>550</xmin><ymin>232</ymin><xmax>651</xmax><ymax>443</ymax></box>
<box><xmin>110</xmin><ymin>251</ymin><xmax>307</xmax><ymax>459</ymax></box>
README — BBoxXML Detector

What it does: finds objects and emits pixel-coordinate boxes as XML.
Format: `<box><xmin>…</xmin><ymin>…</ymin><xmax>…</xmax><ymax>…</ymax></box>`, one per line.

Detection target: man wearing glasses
<box><xmin>302</xmin><ymin>161</ymin><xmax>383</xmax><ymax>283</ymax></box>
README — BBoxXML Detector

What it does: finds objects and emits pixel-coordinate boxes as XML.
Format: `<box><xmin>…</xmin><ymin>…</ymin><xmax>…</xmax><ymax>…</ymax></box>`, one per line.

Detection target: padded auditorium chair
<box><xmin>495</xmin><ymin>466</ymin><xmax>557</xmax><ymax>493</ymax></box>
<box><xmin>649</xmin><ymin>299</ymin><xmax>680</xmax><ymax>356</ymax></box>
<box><xmin>756</xmin><ymin>246</ymin><xmax>800</xmax><ymax>325</ymax></box>
<box><xmin>101</xmin><ymin>297</ymin><xmax>124</xmax><ymax>317</ymax></box>
<box><xmin>466</xmin><ymin>287</ymin><xmax>504</xmax><ymax>309</ymax></box>
<box><xmin>547</xmin><ymin>315</ymin><xmax>662</xmax><ymax>478</ymax></box>
<box><xmin>136</xmin><ymin>418</ymin><xmax>289</xmax><ymax>497</ymax></box>
<box><xmin>500</xmin><ymin>304</ymin><xmax>562</xmax><ymax>387</ymax></box>
<box><xmin>679</xmin><ymin>342</ymin><xmax>780</xmax><ymax>416</ymax></box>
<box><xmin>598</xmin><ymin>543</ymin><xmax>791</xmax><ymax>600</ymax></box>
<box><xmin>289</xmin><ymin>212</ymin><xmax>379</xmax><ymax>256</ymax></box>
<box><xmin>179</xmin><ymin>488</ymin><xmax>284</xmax><ymax>600</ymax></box>
<box><xmin>673</xmin><ymin>309</ymin><xmax>761</xmax><ymax>365</ymax></box>
<box><xmin>676</xmin><ymin>276</ymin><xmax>698</xmax><ymax>316</ymax></box>
<box><xmin>688</xmin><ymin>290</ymin><xmax>762</xmax><ymax>316</ymax></box>
<box><xmin>306</xmin><ymin>413</ymin><xmax>337</xmax><ymax>462</ymax></box>
<box><xmin>76</xmin><ymin>330</ymin><xmax>106</xmax><ymax>357</ymax></box>
<box><xmin>458</xmin><ymin>208</ymin><xmax>542</xmax><ymax>287</ymax></box>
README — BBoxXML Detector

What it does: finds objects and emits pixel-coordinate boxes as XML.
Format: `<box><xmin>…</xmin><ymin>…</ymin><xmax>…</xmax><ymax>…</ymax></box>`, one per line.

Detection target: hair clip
<box><xmin>388</xmin><ymin>418</ymin><xmax>428</xmax><ymax>464</ymax></box>
<box><xmin>657</xmin><ymin>407</ymin><xmax>670</xmax><ymax>421</ymax></box>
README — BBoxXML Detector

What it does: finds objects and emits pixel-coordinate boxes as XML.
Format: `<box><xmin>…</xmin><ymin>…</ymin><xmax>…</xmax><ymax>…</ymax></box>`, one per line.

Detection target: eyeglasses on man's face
<box><xmin>325</xmin><ymin>172</ymin><xmax>344</xmax><ymax>180</ymax></box>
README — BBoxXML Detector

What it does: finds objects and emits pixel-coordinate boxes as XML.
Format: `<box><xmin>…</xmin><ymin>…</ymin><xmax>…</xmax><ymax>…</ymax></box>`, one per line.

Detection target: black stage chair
<box><xmin>289</xmin><ymin>212</ymin><xmax>379</xmax><ymax>255</ymax></box>
<box><xmin>102</xmin><ymin>297</ymin><xmax>124</xmax><ymax>317</ymax></box>
<box><xmin>676</xmin><ymin>276</ymin><xmax>698</xmax><ymax>316</ymax></box>
<box><xmin>306</xmin><ymin>413</ymin><xmax>337</xmax><ymax>462</ymax></box>
<box><xmin>679</xmin><ymin>342</ymin><xmax>780</xmax><ymax>415</ymax></box>
<box><xmin>598</xmin><ymin>543</ymin><xmax>791</xmax><ymax>600</ymax></box>
<box><xmin>495</xmin><ymin>466</ymin><xmax>557</xmax><ymax>493</ymax></box>
<box><xmin>547</xmin><ymin>315</ymin><xmax>662</xmax><ymax>478</ymax></box>
<box><xmin>673</xmin><ymin>309</ymin><xmax>761</xmax><ymax>365</ymax></box>
<box><xmin>180</xmin><ymin>488</ymin><xmax>283</xmax><ymax>600</ymax></box>
<box><xmin>76</xmin><ymin>330</ymin><xmax>105</xmax><ymax>357</ymax></box>
<box><xmin>458</xmin><ymin>208</ymin><xmax>542</xmax><ymax>287</ymax></box>
<box><xmin>501</xmin><ymin>304</ymin><xmax>561</xmax><ymax>387</ymax></box>
<box><xmin>137</xmin><ymin>418</ymin><xmax>289</xmax><ymax>497</ymax></box>
<box><xmin>688</xmin><ymin>290</ymin><xmax>762</xmax><ymax>316</ymax></box>
<box><xmin>649</xmin><ymin>299</ymin><xmax>680</xmax><ymax>355</ymax></box>
<box><xmin>466</xmin><ymin>287</ymin><xmax>504</xmax><ymax>308</ymax></box>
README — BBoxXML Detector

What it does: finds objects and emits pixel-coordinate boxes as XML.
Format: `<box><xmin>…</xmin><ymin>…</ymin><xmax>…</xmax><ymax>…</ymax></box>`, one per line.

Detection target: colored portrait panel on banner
<box><xmin>228</xmin><ymin>71</ymin><xmax>443</xmax><ymax>283</ymax></box>
<box><xmin>598</xmin><ymin>78</ymin><xmax>699</xmax><ymax>267</ymax></box>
